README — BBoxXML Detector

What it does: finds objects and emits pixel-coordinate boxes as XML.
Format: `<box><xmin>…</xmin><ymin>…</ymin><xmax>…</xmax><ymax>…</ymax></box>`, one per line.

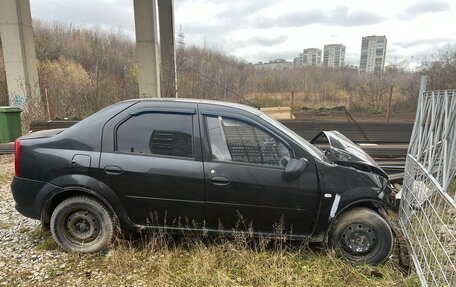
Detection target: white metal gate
<box><xmin>399</xmin><ymin>77</ymin><xmax>456</xmax><ymax>286</ymax></box>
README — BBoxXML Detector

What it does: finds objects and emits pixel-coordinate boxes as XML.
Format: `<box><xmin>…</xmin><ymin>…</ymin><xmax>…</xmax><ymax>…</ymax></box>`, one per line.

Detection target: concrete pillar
<box><xmin>158</xmin><ymin>0</ymin><xmax>176</xmax><ymax>98</ymax></box>
<box><xmin>0</xmin><ymin>0</ymin><xmax>40</xmax><ymax>108</ymax></box>
<box><xmin>134</xmin><ymin>0</ymin><xmax>161</xmax><ymax>98</ymax></box>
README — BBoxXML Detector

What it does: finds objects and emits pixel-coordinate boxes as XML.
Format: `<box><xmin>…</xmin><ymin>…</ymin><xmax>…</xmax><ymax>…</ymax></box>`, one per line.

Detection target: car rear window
<box><xmin>116</xmin><ymin>113</ymin><xmax>193</xmax><ymax>158</ymax></box>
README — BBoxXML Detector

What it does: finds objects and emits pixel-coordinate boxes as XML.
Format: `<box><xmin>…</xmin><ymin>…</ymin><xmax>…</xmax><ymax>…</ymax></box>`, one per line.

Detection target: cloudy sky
<box><xmin>30</xmin><ymin>0</ymin><xmax>456</xmax><ymax>68</ymax></box>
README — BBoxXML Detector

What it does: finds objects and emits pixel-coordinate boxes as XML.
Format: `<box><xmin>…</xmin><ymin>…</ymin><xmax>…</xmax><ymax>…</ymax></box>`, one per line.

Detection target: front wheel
<box><xmin>329</xmin><ymin>207</ymin><xmax>393</xmax><ymax>265</ymax></box>
<box><xmin>50</xmin><ymin>196</ymin><xmax>115</xmax><ymax>253</ymax></box>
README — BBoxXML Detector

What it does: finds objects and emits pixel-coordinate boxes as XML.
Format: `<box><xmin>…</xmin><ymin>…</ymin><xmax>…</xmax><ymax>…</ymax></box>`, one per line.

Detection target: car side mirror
<box><xmin>282</xmin><ymin>158</ymin><xmax>308</xmax><ymax>181</ymax></box>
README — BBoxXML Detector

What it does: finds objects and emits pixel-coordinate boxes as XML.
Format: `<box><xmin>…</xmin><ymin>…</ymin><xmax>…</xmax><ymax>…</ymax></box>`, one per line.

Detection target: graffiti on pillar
<box><xmin>10</xmin><ymin>94</ymin><xmax>25</xmax><ymax>108</ymax></box>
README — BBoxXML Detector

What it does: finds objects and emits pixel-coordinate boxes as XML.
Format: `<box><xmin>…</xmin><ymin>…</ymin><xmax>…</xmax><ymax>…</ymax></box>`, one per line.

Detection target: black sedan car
<box><xmin>11</xmin><ymin>99</ymin><xmax>395</xmax><ymax>264</ymax></box>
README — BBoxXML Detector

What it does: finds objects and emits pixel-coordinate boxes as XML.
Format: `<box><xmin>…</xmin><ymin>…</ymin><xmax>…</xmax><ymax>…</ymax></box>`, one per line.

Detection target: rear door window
<box><xmin>116</xmin><ymin>113</ymin><xmax>193</xmax><ymax>158</ymax></box>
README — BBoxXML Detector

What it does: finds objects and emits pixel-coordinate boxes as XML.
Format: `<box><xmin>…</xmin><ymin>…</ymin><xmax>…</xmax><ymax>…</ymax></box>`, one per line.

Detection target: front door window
<box><xmin>206</xmin><ymin>116</ymin><xmax>290</xmax><ymax>167</ymax></box>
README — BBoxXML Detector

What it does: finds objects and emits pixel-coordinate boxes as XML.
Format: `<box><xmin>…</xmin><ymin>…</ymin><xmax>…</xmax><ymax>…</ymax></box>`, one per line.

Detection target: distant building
<box><xmin>254</xmin><ymin>59</ymin><xmax>293</xmax><ymax>71</ymax></box>
<box><xmin>344</xmin><ymin>64</ymin><xmax>359</xmax><ymax>71</ymax></box>
<box><xmin>294</xmin><ymin>48</ymin><xmax>321</xmax><ymax>68</ymax></box>
<box><xmin>323</xmin><ymin>44</ymin><xmax>345</xmax><ymax>68</ymax></box>
<box><xmin>359</xmin><ymin>35</ymin><xmax>387</xmax><ymax>74</ymax></box>
<box><xmin>293</xmin><ymin>56</ymin><xmax>303</xmax><ymax>68</ymax></box>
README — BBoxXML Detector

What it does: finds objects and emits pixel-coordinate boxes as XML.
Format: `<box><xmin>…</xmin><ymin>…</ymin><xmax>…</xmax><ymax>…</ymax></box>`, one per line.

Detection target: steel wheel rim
<box><xmin>340</xmin><ymin>223</ymin><xmax>377</xmax><ymax>255</ymax></box>
<box><xmin>63</xmin><ymin>209</ymin><xmax>101</xmax><ymax>245</ymax></box>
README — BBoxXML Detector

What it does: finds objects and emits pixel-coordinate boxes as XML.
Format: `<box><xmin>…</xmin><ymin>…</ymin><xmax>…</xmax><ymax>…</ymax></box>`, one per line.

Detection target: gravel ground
<box><xmin>0</xmin><ymin>155</ymin><xmax>108</xmax><ymax>286</ymax></box>
<box><xmin>0</xmin><ymin>155</ymin><xmax>61</xmax><ymax>285</ymax></box>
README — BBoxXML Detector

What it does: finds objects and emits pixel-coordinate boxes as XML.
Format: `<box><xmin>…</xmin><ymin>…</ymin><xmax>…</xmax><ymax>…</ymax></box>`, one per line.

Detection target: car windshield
<box><xmin>260</xmin><ymin>113</ymin><xmax>324</xmax><ymax>159</ymax></box>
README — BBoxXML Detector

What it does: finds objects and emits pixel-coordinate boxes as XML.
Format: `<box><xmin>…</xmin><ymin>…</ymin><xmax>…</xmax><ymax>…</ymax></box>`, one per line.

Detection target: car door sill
<box><xmin>133</xmin><ymin>224</ymin><xmax>312</xmax><ymax>241</ymax></box>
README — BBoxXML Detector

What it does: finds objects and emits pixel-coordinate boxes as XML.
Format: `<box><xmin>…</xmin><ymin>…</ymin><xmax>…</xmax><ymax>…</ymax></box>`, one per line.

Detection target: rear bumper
<box><xmin>11</xmin><ymin>177</ymin><xmax>58</xmax><ymax>220</ymax></box>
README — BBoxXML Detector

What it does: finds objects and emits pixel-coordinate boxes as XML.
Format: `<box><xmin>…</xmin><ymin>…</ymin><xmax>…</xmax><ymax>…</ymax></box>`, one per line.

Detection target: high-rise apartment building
<box><xmin>294</xmin><ymin>48</ymin><xmax>321</xmax><ymax>68</ymax></box>
<box><xmin>323</xmin><ymin>44</ymin><xmax>345</xmax><ymax>68</ymax></box>
<box><xmin>359</xmin><ymin>35</ymin><xmax>387</xmax><ymax>74</ymax></box>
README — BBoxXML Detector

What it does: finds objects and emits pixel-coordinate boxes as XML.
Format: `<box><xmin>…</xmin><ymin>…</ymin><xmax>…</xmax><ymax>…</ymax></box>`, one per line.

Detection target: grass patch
<box><xmin>30</xmin><ymin>228</ymin><xmax>51</xmax><ymax>240</ymax></box>
<box><xmin>37</xmin><ymin>238</ymin><xmax>59</xmax><ymax>251</ymax></box>
<box><xmin>31</xmin><ymin>228</ymin><xmax>59</xmax><ymax>251</ymax></box>
<box><xmin>250</xmin><ymin>93</ymin><xmax>285</xmax><ymax>108</ymax></box>
<box><xmin>46</xmin><ymin>268</ymin><xmax>59</xmax><ymax>279</ymax></box>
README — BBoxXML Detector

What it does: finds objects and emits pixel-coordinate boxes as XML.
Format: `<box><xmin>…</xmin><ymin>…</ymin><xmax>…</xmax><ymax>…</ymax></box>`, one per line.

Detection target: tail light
<box><xmin>14</xmin><ymin>140</ymin><xmax>21</xmax><ymax>176</ymax></box>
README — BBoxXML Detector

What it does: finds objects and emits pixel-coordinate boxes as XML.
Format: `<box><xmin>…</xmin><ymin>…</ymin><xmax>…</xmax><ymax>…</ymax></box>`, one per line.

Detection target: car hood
<box><xmin>311</xmin><ymin>131</ymin><xmax>388</xmax><ymax>178</ymax></box>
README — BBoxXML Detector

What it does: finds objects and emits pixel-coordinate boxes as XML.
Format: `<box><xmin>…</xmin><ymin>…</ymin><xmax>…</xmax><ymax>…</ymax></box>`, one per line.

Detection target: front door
<box><xmin>201</xmin><ymin>113</ymin><xmax>319</xmax><ymax>236</ymax></box>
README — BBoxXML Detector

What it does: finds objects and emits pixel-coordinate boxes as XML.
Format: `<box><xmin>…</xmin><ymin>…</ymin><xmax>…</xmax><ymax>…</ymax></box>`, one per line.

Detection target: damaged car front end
<box><xmin>306</xmin><ymin>130</ymin><xmax>399</xmax><ymax>264</ymax></box>
<box><xmin>311</xmin><ymin>130</ymin><xmax>396</xmax><ymax>211</ymax></box>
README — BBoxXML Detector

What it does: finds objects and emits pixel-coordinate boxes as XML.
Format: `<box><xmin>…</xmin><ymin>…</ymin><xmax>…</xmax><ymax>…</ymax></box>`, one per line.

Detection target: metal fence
<box><xmin>399</xmin><ymin>78</ymin><xmax>456</xmax><ymax>286</ymax></box>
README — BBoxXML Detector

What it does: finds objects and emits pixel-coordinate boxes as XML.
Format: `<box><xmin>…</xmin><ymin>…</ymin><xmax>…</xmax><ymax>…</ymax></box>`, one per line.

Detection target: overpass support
<box><xmin>158</xmin><ymin>0</ymin><xmax>176</xmax><ymax>97</ymax></box>
<box><xmin>0</xmin><ymin>0</ymin><xmax>40</xmax><ymax>108</ymax></box>
<box><xmin>134</xmin><ymin>0</ymin><xmax>161</xmax><ymax>98</ymax></box>
<box><xmin>134</xmin><ymin>0</ymin><xmax>176</xmax><ymax>98</ymax></box>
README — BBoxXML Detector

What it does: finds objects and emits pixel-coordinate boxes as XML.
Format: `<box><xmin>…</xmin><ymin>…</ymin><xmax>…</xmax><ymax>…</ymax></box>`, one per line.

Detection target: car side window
<box><xmin>206</xmin><ymin>116</ymin><xmax>290</xmax><ymax>167</ymax></box>
<box><xmin>116</xmin><ymin>113</ymin><xmax>193</xmax><ymax>158</ymax></box>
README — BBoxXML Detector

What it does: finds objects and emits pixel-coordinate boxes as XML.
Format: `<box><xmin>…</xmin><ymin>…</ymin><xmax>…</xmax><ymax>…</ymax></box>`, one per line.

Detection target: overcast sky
<box><xmin>30</xmin><ymin>0</ymin><xmax>456</xmax><ymax>68</ymax></box>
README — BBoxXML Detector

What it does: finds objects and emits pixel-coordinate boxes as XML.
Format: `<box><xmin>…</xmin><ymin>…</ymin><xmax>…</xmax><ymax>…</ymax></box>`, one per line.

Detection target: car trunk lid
<box><xmin>19</xmin><ymin>128</ymin><xmax>66</xmax><ymax>140</ymax></box>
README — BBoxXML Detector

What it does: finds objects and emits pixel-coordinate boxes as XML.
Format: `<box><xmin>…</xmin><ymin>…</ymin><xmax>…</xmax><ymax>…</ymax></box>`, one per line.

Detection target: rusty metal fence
<box><xmin>399</xmin><ymin>77</ymin><xmax>456</xmax><ymax>286</ymax></box>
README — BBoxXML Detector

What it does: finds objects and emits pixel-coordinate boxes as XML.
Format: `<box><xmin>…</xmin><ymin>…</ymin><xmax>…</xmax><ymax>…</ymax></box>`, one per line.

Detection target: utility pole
<box><xmin>386</xmin><ymin>85</ymin><xmax>394</xmax><ymax>122</ymax></box>
<box><xmin>290</xmin><ymin>90</ymin><xmax>295</xmax><ymax>120</ymax></box>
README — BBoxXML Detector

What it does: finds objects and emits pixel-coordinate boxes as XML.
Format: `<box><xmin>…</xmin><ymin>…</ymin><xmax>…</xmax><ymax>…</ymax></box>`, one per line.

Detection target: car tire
<box><xmin>50</xmin><ymin>196</ymin><xmax>115</xmax><ymax>253</ymax></box>
<box><xmin>329</xmin><ymin>207</ymin><xmax>393</xmax><ymax>265</ymax></box>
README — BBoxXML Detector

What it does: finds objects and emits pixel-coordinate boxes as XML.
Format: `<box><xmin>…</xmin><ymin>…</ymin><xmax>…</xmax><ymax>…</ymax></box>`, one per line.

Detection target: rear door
<box><xmin>99</xmin><ymin>102</ymin><xmax>205</xmax><ymax>228</ymax></box>
<box><xmin>199</xmin><ymin>105</ymin><xmax>320</xmax><ymax>236</ymax></box>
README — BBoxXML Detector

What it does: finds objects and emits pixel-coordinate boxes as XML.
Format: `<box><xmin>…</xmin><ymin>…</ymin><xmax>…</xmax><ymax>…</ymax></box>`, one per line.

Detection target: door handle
<box><xmin>210</xmin><ymin>176</ymin><xmax>230</xmax><ymax>186</ymax></box>
<box><xmin>104</xmin><ymin>165</ymin><xmax>123</xmax><ymax>175</ymax></box>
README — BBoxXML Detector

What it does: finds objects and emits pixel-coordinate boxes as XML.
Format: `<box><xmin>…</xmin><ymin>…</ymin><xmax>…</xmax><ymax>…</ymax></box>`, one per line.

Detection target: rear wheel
<box><xmin>50</xmin><ymin>196</ymin><xmax>115</xmax><ymax>253</ymax></box>
<box><xmin>329</xmin><ymin>207</ymin><xmax>393</xmax><ymax>265</ymax></box>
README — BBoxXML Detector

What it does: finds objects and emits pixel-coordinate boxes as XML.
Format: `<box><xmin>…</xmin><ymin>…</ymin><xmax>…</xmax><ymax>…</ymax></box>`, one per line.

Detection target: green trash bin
<box><xmin>0</xmin><ymin>106</ymin><xmax>22</xmax><ymax>143</ymax></box>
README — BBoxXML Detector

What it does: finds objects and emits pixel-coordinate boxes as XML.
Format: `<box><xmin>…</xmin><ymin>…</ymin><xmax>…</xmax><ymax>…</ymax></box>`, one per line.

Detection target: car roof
<box><xmin>121</xmin><ymin>98</ymin><xmax>262</xmax><ymax>116</ymax></box>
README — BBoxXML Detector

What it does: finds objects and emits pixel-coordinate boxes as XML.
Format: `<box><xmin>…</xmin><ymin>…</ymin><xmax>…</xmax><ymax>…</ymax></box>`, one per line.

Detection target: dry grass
<box><xmin>26</xmin><ymin>231</ymin><xmax>420</xmax><ymax>287</ymax></box>
<box><xmin>88</xmin><ymin>232</ymin><xmax>419</xmax><ymax>287</ymax></box>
